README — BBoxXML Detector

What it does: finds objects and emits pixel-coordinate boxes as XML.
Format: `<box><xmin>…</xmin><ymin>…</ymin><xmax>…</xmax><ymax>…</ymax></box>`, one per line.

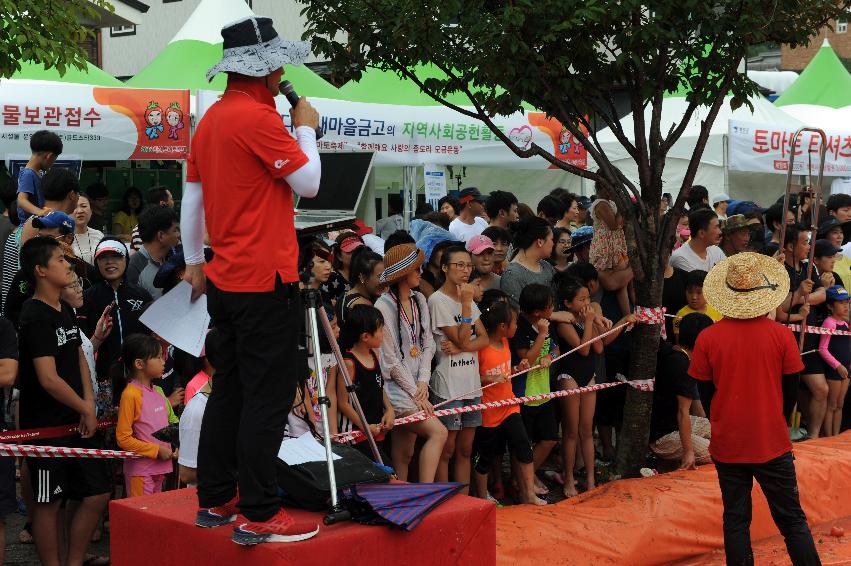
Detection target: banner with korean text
<box><xmin>197</xmin><ymin>90</ymin><xmax>587</xmax><ymax>170</ymax></box>
<box><xmin>728</xmin><ymin>119</ymin><xmax>851</xmax><ymax>176</ymax></box>
<box><xmin>0</xmin><ymin>80</ymin><xmax>190</xmax><ymax>160</ymax></box>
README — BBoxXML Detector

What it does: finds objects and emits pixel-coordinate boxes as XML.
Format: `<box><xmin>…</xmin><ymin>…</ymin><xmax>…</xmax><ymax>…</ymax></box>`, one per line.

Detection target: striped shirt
<box><xmin>0</xmin><ymin>228</ymin><xmax>22</xmax><ymax>315</ymax></box>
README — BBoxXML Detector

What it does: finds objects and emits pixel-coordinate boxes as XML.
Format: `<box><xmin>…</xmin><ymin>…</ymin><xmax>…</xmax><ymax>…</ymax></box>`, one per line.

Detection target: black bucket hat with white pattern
<box><xmin>206</xmin><ymin>16</ymin><xmax>311</xmax><ymax>81</ymax></box>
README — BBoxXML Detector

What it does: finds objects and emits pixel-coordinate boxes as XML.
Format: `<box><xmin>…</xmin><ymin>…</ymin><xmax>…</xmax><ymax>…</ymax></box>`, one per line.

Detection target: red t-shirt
<box><xmin>478</xmin><ymin>339</ymin><xmax>520</xmax><ymax>427</ymax></box>
<box><xmin>187</xmin><ymin>78</ymin><xmax>308</xmax><ymax>292</ymax></box>
<box><xmin>688</xmin><ymin>317</ymin><xmax>804</xmax><ymax>463</ymax></box>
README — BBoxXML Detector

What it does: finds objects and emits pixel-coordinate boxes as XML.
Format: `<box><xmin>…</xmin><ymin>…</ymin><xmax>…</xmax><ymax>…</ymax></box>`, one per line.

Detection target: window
<box><xmin>110</xmin><ymin>24</ymin><xmax>136</xmax><ymax>37</ymax></box>
<box><xmin>838</xmin><ymin>18</ymin><xmax>848</xmax><ymax>33</ymax></box>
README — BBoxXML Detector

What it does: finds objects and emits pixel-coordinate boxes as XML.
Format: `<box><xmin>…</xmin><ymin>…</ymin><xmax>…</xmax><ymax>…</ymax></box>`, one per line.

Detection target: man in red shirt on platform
<box><xmin>690</xmin><ymin>252</ymin><xmax>820</xmax><ymax>566</ymax></box>
<box><xmin>180</xmin><ymin>17</ymin><xmax>322</xmax><ymax>546</ymax></box>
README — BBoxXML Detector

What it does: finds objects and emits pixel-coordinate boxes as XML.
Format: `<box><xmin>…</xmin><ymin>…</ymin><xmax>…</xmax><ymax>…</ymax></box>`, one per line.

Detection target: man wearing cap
<box><xmin>719</xmin><ymin>214</ymin><xmax>750</xmax><ymax>257</ymax></box>
<box><xmin>180</xmin><ymin>16</ymin><xmax>322</xmax><ymax>544</ymax></box>
<box><xmin>712</xmin><ymin>193</ymin><xmax>730</xmax><ymax>220</ymax></box>
<box><xmin>449</xmin><ymin>187</ymin><xmax>489</xmax><ymax>243</ymax></box>
<box><xmin>819</xmin><ymin>218</ymin><xmax>851</xmax><ymax>290</ymax></box>
<box><xmin>689</xmin><ymin>253</ymin><xmax>820</xmax><ymax>565</ymax></box>
<box><xmin>813</xmin><ymin>239</ymin><xmax>844</xmax><ymax>290</ymax></box>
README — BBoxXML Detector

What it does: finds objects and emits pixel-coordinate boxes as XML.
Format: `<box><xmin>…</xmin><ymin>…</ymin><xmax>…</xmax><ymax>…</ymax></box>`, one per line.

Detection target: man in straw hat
<box><xmin>688</xmin><ymin>252</ymin><xmax>820</xmax><ymax>565</ymax></box>
<box><xmin>180</xmin><ymin>16</ymin><xmax>322</xmax><ymax>544</ymax></box>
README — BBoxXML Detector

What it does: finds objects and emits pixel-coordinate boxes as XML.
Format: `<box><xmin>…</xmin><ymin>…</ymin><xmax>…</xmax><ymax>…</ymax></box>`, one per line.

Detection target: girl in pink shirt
<box><xmin>116</xmin><ymin>334</ymin><xmax>178</xmax><ymax>497</ymax></box>
<box><xmin>818</xmin><ymin>286</ymin><xmax>851</xmax><ymax>437</ymax></box>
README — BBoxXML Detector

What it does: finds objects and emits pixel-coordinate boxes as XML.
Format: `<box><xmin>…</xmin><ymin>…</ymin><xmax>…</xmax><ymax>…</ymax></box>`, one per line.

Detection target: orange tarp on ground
<box><xmin>496</xmin><ymin>432</ymin><xmax>851</xmax><ymax>565</ymax></box>
<box><xmin>678</xmin><ymin>514</ymin><xmax>851</xmax><ymax>565</ymax></box>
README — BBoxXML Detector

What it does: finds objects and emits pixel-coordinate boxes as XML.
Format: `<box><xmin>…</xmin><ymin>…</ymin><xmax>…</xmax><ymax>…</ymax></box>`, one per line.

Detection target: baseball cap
<box><xmin>32</xmin><ymin>211</ymin><xmax>75</xmax><ymax>234</ymax></box>
<box><xmin>721</xmin><ymin>214</ymin><xmax>749</xmax><ymax>234</ymax></box>
<box><xmin>577</xmin><ymin>196</ymin><xmax>592</xmax><ymax>210</ymax></box>
<box><xmin>814</xmin><ymin>238</ymin><xmax>842</xmax><ymax>258</ymax></box>
<box><xmin>466</xmin><ymin>234</ymin><xmax>495</xmax><ymax>255</ymax></box>
<box><xmin>153</xmin><ymin>247</ymin><xmax>214</xmax><ymax>289</ymax></box>
<box><xmin>726</xmin><ymin>200</ymin><xmax>766</xmax><ymax>216</ymax></box>
<box><xmin>458</xmin><ymin>187</ymin><xmax>486</xmax><ymax>204</ymax></box>
<box><xmin>827</xmin><ymin>285</ymin><xmax>850</xmax><ymax>301</ymax></box>
<box><xmin>817</xmin><ymin>217</ymin><xmax>848</xmax><ymax>238</ymax></box>
<box><xmin>339</xmin><ymin>235</ymin><xmax>365</xmax><ymax>253</ymax></box>
<box><xmin>566</xmin><ymin>226</ymin><xmax>593</xmax><ymax>253</ymax></box>
<box><xmin>711</xmin><ymin>193</ymin><xmax>731</xmax><ymax>206</ymax></box>
<box><xmin>351</xmin><ymin>219</ymin><xmax>373</xmax><ymax>236</ymax></box>
<box><xmin>94</xmin><ymin>239</ymin><xmax>128</xmax><ymax>259</ymax></box>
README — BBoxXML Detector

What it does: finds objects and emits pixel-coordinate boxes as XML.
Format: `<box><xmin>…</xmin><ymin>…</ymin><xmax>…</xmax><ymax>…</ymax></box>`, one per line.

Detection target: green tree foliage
<box><xmin>0</xmin><ymin>0</ymin><xmax>114</xmax><ymax>78</ymax></box>
<box><xmin>301</xmin><ymin>0</ymin><xmax>850</xmax><ymax>475</ymax></box>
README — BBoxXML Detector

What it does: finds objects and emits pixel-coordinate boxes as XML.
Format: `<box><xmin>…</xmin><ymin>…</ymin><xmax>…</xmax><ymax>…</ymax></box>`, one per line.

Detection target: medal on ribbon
<box><xmin>393</xmin><ymin>290</ymin><xmax>420</xmax><ymax>358</ymax></box>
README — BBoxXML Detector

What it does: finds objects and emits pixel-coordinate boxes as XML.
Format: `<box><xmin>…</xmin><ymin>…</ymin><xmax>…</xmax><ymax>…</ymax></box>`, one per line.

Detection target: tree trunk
<box><xmin>614</xmin><ymin>204</ymin><xmax>665</xmax><ymax>478</ymax></box>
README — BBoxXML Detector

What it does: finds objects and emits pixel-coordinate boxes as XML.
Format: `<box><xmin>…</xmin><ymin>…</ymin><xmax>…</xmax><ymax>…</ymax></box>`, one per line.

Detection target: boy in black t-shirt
<box><xmin>17</xmin><ymin>236</ymin><xmax>110</xmax><ymax>566</ymax></box>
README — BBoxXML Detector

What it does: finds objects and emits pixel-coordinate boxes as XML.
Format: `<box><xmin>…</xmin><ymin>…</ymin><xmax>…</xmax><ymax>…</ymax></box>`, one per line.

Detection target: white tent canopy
<box><xmin>747</xmin><ymin>70</ymin><xmax>799</xmax><ymax>97</ymax></box>
<box><xmin>170</xmin><ymin>0</ymin><xmax>255</xmax><ymax>45</ymax></box>
<box><xmin>590</xmin><ymin>95</ymin><xmax>804</xmax><ymax>204</ymax></box>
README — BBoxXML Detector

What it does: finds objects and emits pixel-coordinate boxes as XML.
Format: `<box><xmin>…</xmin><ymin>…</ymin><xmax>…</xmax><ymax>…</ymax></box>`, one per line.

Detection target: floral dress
<box><xmin>589</xmin><ymin>199</ymin><xmax>628</xmax><ymax>271</ymax></box>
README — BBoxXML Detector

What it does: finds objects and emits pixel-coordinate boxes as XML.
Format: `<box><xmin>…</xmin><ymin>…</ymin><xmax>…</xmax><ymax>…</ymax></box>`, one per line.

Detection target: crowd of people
<box><xmin>0</xmin><ymin>129</ymin><xmax>849</xmax><ymax>562</ymax></box>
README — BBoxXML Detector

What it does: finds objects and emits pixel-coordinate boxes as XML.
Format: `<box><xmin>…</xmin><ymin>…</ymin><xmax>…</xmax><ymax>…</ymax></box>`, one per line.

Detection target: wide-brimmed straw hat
<box><xmin>207</xmin><ymin>17</ymin><xmax>311</xmax><ymax>82</ymax></box>
<box><xmin>703</xmin><ymin>252</ymin><xmax>790</xmax><ymax>319</ymax></box>
<box><xmin>380</xmin><ymin>244</ymin><xmax>424</xmax><ymax>285</ymax></box>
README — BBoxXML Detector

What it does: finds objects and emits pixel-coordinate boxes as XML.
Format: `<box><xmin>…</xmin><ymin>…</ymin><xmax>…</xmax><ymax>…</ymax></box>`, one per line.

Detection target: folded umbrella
<box><xmin>343</xmin><ymin>481</ymin><xmax>464</xmax><ymax>531</ymax></box>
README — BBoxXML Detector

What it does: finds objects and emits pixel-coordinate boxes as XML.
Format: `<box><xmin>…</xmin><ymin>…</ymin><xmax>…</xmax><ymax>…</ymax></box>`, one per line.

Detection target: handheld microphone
<box><xmin>279</xmin><ymin>80</ymin><xmax>324</xmax><ymax>140</ymax></box>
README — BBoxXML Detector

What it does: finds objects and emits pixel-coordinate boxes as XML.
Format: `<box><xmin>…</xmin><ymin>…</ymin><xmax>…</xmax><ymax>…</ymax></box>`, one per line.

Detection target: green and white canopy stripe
<box><xmin>774</xmin><ymin>39</ymin><xmax>851</xmax><ymax>129</ymax></box>
<box><xmin>125</xmin><ymin>0</ymin><xmax>339</xmax><ymax>97</ymax></box>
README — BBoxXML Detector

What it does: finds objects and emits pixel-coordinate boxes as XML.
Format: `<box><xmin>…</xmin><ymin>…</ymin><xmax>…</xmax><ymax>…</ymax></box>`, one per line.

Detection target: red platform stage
<box><xmin>110</xmin><ymin>487</ymin><xmax>496</xmax><ymax>566</ymax></box>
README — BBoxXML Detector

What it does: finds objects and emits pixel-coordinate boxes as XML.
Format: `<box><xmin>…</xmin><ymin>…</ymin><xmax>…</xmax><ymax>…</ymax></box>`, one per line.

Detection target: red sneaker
<box><xmin>195</xmin><ymin>495</ymin><xmax>240</xmax><ymax>528</ymax></box>
<box><xmin>232</xmin><ymin>509</ymin><xmax>319</xmax><ymax>545</ymax></box>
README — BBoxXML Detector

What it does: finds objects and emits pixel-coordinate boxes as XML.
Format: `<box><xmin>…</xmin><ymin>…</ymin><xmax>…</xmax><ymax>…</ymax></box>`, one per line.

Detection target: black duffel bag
<box><xmin>276</xmin><ymin>441</ymin><xmax>391</xmax><ymax>511</ymax></box>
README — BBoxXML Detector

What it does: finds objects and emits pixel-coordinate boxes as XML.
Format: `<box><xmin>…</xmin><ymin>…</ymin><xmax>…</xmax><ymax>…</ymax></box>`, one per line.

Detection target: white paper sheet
<box><xmin>278</xmin><ymin>432</ymin><xmax>341</xmax><ymax>466</ymax></box>
<box><xmin>139</xmin><ymin>281</ymin><xmax>210</xmax><ymax>357</ymax></box>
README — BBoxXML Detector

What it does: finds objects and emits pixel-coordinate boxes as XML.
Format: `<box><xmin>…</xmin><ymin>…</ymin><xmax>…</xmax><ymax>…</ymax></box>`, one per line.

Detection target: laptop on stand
<box><xmin>294</xmin><ymin>151</ymin><xmax>375</xmax><ymax>235</ymax></box>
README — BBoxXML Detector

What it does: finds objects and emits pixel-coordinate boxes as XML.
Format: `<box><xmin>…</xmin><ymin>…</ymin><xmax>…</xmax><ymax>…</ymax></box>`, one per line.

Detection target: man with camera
<box><xmin>180</xmin><ymin>16</ymin><xmax>322</xmax><ymax>545</ymax></box>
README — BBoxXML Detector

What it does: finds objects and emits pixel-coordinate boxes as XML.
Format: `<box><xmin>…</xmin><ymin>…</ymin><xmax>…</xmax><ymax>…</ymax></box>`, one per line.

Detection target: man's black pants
<box><xmin>198</xmin><ymin>277</ymin><xmax>304</xmax><ymax>522</ymax></box>
<box><xmin>714</xmin><ymin>452</ymin><xmax>821</xmax><ymax>566</ymax></box>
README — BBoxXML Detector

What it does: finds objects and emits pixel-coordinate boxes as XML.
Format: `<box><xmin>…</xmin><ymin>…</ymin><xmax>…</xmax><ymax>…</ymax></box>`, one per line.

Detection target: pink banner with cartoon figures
<box><xmin>196</xmin><ymin>90</ymin><xmax>587</xmax><ymax>169</ymax></box>
<box><xmin>0</xmin><ymin>80</ymin><xmax>189</xmax><ymax>160</ymax></box>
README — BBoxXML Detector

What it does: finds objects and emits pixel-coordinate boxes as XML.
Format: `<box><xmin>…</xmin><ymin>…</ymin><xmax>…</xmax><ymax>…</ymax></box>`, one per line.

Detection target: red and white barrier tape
<box><xmin>786</xmin><ymin>323</ymin><xmax>851</xmax><ymax>337</ymax></box>
<box><xmin>334</xmin><ymin>375</ymin><xmax>654</xmax><ymax>443</ymax></box>
<box><xmin>0</xmin><ymin>419</ymin><xmax>117</xmax><ymax>443</ymax></box>
<box><xmin>635</xmin><ymin>306</ymin><xmax>667</xmax><ymax>339</ymax></box>
<box><xmin>430</xmin><ymin>320</ymin><xmax>633</xmax><ymax>412</ymax></box>
<box><xmin>663</xmin><ymin>314</ymin><xmax>851</xmax><ymax>338</ymax></box>
<box><xmin>0</xmin><ymin>443</ymin><xmax>139</xmax><ymax>459</ymax></box>
<box><xmin>615</xmin><ymin>375</ymin><xmax>655</xmax><ymax>391</ymax></box>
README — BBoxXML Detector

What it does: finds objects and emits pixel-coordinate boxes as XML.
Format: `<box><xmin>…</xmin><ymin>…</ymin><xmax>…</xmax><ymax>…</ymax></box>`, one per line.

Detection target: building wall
<box><xmin>781</xmin><ymin>18</ymin><xmax>851</xmax><ymax>70</ymax></box>
<box><xmin>101</xmin><ymin>0</ymin><xmax>314</xmax><ymax>79</ymax></box>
